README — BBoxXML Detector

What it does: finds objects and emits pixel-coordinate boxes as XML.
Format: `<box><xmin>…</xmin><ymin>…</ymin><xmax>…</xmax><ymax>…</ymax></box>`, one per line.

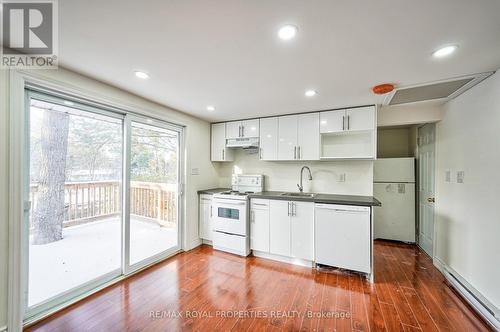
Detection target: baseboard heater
<box><xmin>442</xmin><ymin>266</ymin><xmax>500</xmax><ymax>331</ymax></box>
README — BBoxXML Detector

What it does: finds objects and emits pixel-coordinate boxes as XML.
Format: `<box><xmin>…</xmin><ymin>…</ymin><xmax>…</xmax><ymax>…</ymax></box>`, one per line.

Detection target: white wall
<box><xmin>378</xmin><ymin>102</ymin><xmax>443</xmax><ymax>127</ymax></box>
<box><xmin>435</xmin><ymin>70</ymin><xmax>500</xmax><ymax>311</ymax></box>
<box><xmin>215</xmin><ymin>150</ymin><xmax>373</xmax><ymax>196</ymax></box>
<box><xmin>0</xmin><ymin>69</ymin><xmax>10</xmax><ymax>330</ymax></box>
<box><xmin>0</xmin><ymin>67</ymin><xmax>219</xmax><ymax>329</ymax></box>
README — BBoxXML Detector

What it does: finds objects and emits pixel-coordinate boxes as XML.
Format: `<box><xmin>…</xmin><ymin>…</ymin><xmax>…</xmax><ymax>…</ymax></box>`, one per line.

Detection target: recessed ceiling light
<box><xmin>134</xmin><ymin>71</ymin><xmax>150</xmax><ymax>79</ymax></box>
<box><xmin>305</xmin><ymin>90</ymin><xmax>317</xmax><ymax>97</ymax></box>
<box><xmin>432</xmin><ymin>45</ymin><xmax>458</xmax><ymax>58</ymax></box>
<box><xmin>206</xmin><ymin>105</ymin><xmax>216</xmax><ymax>112</ymax></box>
<box><xmin>64</xmin><ymin>101</ymin><xmax>74</xmax><ymax>106</ymax></box>
<box><xmin>278</xmin><ymin>25</ymin><xmax>298</xmax><ymax>41</ymax></box>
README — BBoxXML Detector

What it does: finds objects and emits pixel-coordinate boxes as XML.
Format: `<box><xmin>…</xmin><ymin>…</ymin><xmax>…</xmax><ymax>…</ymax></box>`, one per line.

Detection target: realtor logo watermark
<box><xmin>1</xmin><ymin>0</ymin><xmax>58</xmax><ymax>68</ymax></box>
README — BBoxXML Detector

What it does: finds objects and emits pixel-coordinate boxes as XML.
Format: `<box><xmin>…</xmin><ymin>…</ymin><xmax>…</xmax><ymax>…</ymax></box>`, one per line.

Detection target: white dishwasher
<box><xmin>315</xmin><ymin>204</ymin><xmax>371</xmax><ymax>274</ymax></box>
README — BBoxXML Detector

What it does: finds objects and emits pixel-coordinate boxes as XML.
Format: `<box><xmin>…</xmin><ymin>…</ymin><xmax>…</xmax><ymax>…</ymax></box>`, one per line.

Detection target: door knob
<box><xmin>427</xmin><ymin>197</ymin><xmax>435</xmax><ymax>203</ymax></box>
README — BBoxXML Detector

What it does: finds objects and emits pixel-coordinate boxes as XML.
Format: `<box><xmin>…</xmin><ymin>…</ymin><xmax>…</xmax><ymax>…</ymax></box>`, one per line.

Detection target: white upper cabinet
<box><xmin>297</xmin><ymin>113</ymin><xmax>320</xmax><ymax>160</ymax></box>
<box><xmin>242</xmin><ymin>119</ymin><xmax>259</xmax><ymax>138</ymax></box>
<box><xmin>346</xmin><ymin>106</ymin><xmax>375</xmax><ymax>131</ymax></box>
<box><xmin>226</xmin><ymin>120</ymin><xmax>260</xmax><ymax>139</ymax></box>
<box><xmin>225</xmin><ymin>121</ymin><xmax>241</xmax><ymax>139</ymax></box>
<box><xmin>211</xmin><ymin>123</ymin><xmax>233</xmax><ymax>162</ymax></box>
<box><xmin>259</xmin><ymin>117</ymin><xmax>278</xmax><ymax>160</ymax></box>
<box><xmin>278</xmin><ymin>114</ymin><xmax>319</xmax><ymax>160</ymax></box>
<box><xmin>320</xmin><ymin>110</ymin><xmax>345</xmax><ymax>133</ymax></box>
<box><xmin>278</xmin><ymin>115</ymin><xmax>298</xmax><ymax>160</ymax></box>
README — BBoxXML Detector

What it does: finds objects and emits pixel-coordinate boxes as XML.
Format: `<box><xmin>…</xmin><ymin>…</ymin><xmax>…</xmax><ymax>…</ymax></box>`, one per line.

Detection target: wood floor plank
<box><xmin>26</xmin><ymin>242</ymin><xmax>493</xmax><ymax>332</ymax></box>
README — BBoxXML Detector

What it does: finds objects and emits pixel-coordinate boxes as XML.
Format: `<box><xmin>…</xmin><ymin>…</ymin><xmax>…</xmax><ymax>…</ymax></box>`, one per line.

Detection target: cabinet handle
<box><xmin>287</xmin><ymin>202</ymin><xmax>291</xmax><ymax>216</ymax></box>
<box><xmin>294</xmin><ymin>146</ymin><xmax>297</xmax><ymax>160</ymax></box>
<box><xmin>342</xmin><ymin>115</ymin><xmax>345</xmax><ymax>130</ymax></box>
<box><xmin>242</xmin><ymin>126</ymin><xmax>245</xmax><ymax>137</ymax></box>
<box><xmin>347</xmin><ymin>115</ymin><xmax>350</xmax><ymax>130</ymax></box>
<box><xmin>292</xmin><ymin>202</ymin><xmax>296</xmax><ymax>216</ymax></box>
<box><xmin>298</xmin><ymin>146</ymin><xmax>301</xmax><ymax>160</ymax></box>
<box><xmin>259</xmin><ymin>147</ymin><xmax>262</xmax><ymax>159</ymax></box>
<box><xmin>210</xmin><ymin>206</ymin><xmax>213</xmax><ymax>217</ymax></box>
<box><xmin>222</xmin><ymin>149</ymin><xmax>225</xmax><ymax>160</ymax></box>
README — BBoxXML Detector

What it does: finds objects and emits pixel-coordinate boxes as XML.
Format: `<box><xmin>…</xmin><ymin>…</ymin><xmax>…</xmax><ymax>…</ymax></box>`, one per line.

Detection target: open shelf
<box><xmin>320</xmin><ymin>130</ymin><xmax>375</xmax><ymax>160</ymax></box>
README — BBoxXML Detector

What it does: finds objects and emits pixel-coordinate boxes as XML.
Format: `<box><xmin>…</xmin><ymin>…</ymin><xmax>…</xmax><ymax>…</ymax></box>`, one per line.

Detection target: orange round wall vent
<box><xmin>372</xmin><ymin>84</ymin><xmax>395</xmax><ymax>94</ymax></box>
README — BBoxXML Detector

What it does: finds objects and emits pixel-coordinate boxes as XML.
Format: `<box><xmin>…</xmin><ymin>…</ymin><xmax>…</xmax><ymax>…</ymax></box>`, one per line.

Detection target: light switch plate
<box><xmin>191</xmin><ymin>168</ymin><xmax>199</xmax><ymax>175</ymax></box>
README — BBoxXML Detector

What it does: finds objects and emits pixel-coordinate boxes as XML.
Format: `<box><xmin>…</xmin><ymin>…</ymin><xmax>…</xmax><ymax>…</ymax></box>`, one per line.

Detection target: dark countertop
<box><xmin>197</xmin><ymin>188</ymin><xmax>231</xmax><ymax>195</ymax></box>
<box><xmin>248</xmin><ymin>191</ymin><xmax>381</xmax><ymax>207</ymax></box>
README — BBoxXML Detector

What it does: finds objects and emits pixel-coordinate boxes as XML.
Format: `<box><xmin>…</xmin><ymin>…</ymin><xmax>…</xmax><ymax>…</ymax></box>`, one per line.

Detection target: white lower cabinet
<box><xmin>250</xmin><ymin>199</ymin><xmax>270</xmax><ymax>252</ymax></box>
<box><xmin>290</xmin><ymin>201</ymin><xmax>314</xmax><ymax>260</ymax></box>
<box><xmin>199</xmin><ymin>194</ymin><xmax>213</xmax><ymax>241</ymax></box>
<box><xmin>269</xmin><ymin>200</ymin><xmax>314</xmax><ymax>260</ymax></box>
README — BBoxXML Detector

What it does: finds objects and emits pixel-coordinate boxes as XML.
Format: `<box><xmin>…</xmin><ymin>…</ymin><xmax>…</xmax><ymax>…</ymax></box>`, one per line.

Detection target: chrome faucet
<box><xmin>297</xmin><ymin>166</ymin><xmax>313</xmax><ymax>192</ymax></box>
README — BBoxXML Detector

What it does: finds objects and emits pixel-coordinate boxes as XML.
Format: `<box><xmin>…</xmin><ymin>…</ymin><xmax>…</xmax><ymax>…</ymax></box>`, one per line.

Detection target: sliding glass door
<box><xmin>24</xmin><ymin>89</ymin><xmax>183</xmax><ymax>319</ymax></box>
<box><xmin>126</xmin><ymin>119</ymin><xmax>181</xmax><ymax>270</ymax></box>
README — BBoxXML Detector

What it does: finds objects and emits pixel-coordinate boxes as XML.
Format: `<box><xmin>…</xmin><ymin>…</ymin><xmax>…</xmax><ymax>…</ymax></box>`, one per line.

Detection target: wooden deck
<box><xmin>26</xmin><ymin>241</ymin><xmax>492</xmax><ymax>332</ymax></box>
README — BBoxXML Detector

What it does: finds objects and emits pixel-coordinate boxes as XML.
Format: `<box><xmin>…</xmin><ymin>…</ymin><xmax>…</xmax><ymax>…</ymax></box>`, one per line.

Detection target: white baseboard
<box><xmin>201</xmin><ymin>239</ymin><xmax>212</xmax><ymax>245</ymax></box>
<box><xmin>252</xmin><ymin>251</ymin><xmax>314</xmax><ymax>268</ymax></box>
<box><xmin>433</xmin><ymin>256</ymin><xmax>500</xmax><ymax>331</ymax></box>
<box><xmin>185</xmin><ymin>238</ymin><xmax>203</xmax><ymax>251</ymax></box>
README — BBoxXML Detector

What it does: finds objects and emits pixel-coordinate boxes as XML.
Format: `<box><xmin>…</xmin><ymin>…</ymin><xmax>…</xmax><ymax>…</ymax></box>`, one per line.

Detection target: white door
<box><xmin>297</xmin><ymin>113</ymin><xmax>320</xmax><ymax>160</ymax></box>
<box><xmin>225</xmin><ymin>121</ymin><xmax>241</xmax><ymax>139</ymax></box>
<box><xmin>199</xmin><ymin>195</ymin><xmax>213</xmax><ymax>241</ymax></box>
<box><xmin>319</xmin><ymin>109</ymin><xmax>345</xmax><ymax>133</ymax></box>
<box><xmin>241</xmin><ymin>119</ymin><xmax>259</xmax><ymax>138</ymax></box>
<box><xmin>346</xmin><ymin>106</ymin><xmax>375</xmax><ymax>131</ymax></box>
<box><xmin>418</xmin><ymin>123</ymin><xmax>436</xmax><ymax>256</ymax></box>
<box><xmin>250</xmin><ymin>199</ymin><xmax>270</xmax><ymax>252</ymax></box>
<box><xmin>259</xmin><ymin>117</ymin><xmax>278</xmax><ymax>160</ymax></box>
<box><xmin>290</xmin><ymin>201</ymin><xmax>314</xmax><ymax>260</ymax></box>
<box><xmin>278</xmin><ymin>115</ymin><xmax>298</xmax><ymax>160</ymax></box>
<box><xmin>269</xmin><ymin>200</ymin><xmax>291</xmax><ymax>256</ymax></box>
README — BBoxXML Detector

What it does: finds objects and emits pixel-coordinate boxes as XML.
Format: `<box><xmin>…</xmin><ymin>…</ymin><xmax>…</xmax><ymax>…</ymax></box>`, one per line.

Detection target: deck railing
<box><xmin>29</xmin><ymin>181</ymin><xmax>177</xmax><ymax>228</ymax></box>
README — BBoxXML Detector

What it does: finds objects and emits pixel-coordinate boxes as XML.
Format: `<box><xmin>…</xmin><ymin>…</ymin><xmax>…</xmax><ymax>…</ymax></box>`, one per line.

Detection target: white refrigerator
<box><xmin>373</xmin><ymin>158</ymin><xmax>415</xmax><ymax>243</ymax></box>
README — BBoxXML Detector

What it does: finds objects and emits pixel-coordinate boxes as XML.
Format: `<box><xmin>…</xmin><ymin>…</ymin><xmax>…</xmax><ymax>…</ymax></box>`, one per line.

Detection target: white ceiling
<box><xmin>59</xmin><ymin>0</ymin><xmax>500</xmax><ymax>122</ymax></box>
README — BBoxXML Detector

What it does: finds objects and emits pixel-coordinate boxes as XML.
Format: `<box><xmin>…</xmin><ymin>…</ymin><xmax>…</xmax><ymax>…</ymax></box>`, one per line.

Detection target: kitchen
<box><xmin>2</xmin><ymin>1</ymin><xmax>500</xmax><ymax>331</ymax></box>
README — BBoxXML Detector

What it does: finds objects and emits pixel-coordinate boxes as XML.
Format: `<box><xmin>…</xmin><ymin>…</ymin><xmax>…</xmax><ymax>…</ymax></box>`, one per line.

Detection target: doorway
<box><xmin>417</xmin><ymin>123</ymin><xmax>436</xmax><ymax>257</ymax></box>
<box><xmin>24</xmin><ymin>89</ymin><xmax>183</xmax><ymax>320</ymax></box>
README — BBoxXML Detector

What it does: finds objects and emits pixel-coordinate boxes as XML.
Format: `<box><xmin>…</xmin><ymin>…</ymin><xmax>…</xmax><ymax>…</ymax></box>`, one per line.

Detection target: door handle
<box><xmin>427</xmin><ymin>197</ymin><xmax>435</xmax><ymax>203</ymax></box>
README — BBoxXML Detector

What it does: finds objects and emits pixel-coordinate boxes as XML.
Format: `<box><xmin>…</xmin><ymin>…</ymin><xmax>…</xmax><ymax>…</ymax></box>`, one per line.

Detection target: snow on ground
<box><xmin>29</xmin><ymin>217</ymin><xmax>177</xmax><ymax>306</ymax></box>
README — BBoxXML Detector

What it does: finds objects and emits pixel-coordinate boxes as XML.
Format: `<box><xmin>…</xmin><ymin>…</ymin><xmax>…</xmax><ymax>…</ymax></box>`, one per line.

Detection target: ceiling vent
<box><xmin>384</xmin><ymin>72</ymin><xmax>494</xmax><ymax>106</ymax></box>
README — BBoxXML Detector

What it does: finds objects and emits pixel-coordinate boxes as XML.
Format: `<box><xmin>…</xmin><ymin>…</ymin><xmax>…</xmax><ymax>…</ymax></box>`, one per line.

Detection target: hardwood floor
<box><xmin>26</xmin><ymin>241</ymin><xmax>492</xmax><ymax>332</ymax></box>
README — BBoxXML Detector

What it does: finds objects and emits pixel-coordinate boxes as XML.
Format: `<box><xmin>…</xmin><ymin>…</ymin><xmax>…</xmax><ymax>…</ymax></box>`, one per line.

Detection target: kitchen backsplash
<box><xmin>214</xmin><ymin>149</ymin><xmax>374</xmax><ymax>196</ymax></box>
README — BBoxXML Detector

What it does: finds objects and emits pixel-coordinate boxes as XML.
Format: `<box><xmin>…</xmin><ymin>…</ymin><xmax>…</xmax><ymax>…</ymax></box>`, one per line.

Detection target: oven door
<box><xmin>213</xmin><ymin>198</ymin><xmax>248</xmax><ymax>236</ymax></box>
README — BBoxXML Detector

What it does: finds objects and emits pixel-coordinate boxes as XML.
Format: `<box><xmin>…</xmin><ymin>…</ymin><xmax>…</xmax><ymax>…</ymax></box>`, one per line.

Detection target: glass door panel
<box><xmin>129</xmin><ymin>121</ymin><xmax>180</xmax><ymax>266</ymax></box>
<box><xmin>27</xmin><ymin>94</ymin><xmax>123</xmax><ymax>309</ymax></box>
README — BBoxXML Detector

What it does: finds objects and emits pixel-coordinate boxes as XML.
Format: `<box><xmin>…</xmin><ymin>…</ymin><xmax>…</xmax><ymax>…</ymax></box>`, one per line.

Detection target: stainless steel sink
<box><xmin>280</xmin><ymin>192</ymin><xmax>316</xmax><ymax>198</ymax></box>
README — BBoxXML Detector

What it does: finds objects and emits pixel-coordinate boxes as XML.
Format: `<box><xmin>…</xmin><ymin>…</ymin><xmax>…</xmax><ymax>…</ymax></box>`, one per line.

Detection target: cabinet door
<box><xmin>269</xmin><ymin>200</ymin><xmax>291</xmax><ymax>256</ymax></box>
<box><xmin>211</xmin><ymin>123</ymin><xmax>225</xmax><ymax>161</ymax></box>
<box><xmin>259</xmin><ymin>117</ymin><xmax>278</xmax><ymax>160</ymax></box>
<box><xmin>320</xmin><ymin>110</ymin><xmax>345</xmax><ymax>133</ymax></box>
<box><xmin>346</xmin><ymin>106</ymin><xmax>375</xmax><ymax>131</ymax></box>
<box><xmin>250</xmin><ymin>200</ymin><xmax>270</xmax><ymax>252</ymax></box>
<box><xmin>278</xmin><ymin>115</ymin><xmax>298</xmax><ymax>160</ymax></box>
<box><xmin>241</xmin><ymin>119</ymin><xmax>259</xmax><ymax>138</ymax></box>
<box><xmin>199</xmin><ymin>195</ymin><xmax>213</xmax><ymax>240</ymax></box>
<box><xmin>290</xmin><ymin>201</ymin><xmax>314</xmax><ymax>260</ymax></box>
<box><xmin>225</xmin><ymin>121</ymin><xmax>241</xmax><ymax>139</ymax></box>
<box><xmin>297</xmin><ymin>113</ymin><xmax>320</xmax><ymax>160</ymax></box>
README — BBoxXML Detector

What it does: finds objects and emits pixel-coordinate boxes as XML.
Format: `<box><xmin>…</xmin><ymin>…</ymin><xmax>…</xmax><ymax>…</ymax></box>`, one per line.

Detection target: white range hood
<box><xmin>226</xmin><ymin>137</ymin><xmax>259</xmax><ymax>148</ymax></box>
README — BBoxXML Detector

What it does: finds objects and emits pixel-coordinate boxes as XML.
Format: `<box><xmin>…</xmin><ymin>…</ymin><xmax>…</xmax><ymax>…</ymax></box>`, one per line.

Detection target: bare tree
<box><xmin>31</xmin><ymin>110</ymin><xmax>69</xmax><ymax>245</ymax></box>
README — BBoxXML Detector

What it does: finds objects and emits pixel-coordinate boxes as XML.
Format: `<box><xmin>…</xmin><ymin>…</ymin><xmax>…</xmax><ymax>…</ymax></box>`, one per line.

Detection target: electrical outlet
<box><xmin>338</xmin><ymin>173</ymin><xmax>346</xmax><ymax>182</ymax></box>
<box><xmin>445</xmin><ymin>170</ymin><xmax>451</xmax><ymax>183</ymax></box>
<box><xmin>456</xmin><ymin>171</ymin><xmax>465</xmax><ymax>184</ymax></box>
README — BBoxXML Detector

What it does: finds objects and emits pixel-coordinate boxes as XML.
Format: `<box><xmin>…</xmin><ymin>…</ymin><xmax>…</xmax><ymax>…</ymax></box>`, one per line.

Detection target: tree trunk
<box><xmin>32</xmin><ymin>110</ymin><xmax>69</xmax><ymax>245</ymax></box>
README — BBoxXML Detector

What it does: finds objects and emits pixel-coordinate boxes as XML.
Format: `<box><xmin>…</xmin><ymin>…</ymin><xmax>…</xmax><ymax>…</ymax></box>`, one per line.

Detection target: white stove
<box><xmin>212</xmin><ymin>174</ymin><xmax>264</xmax><ymax>256</ymax></box>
